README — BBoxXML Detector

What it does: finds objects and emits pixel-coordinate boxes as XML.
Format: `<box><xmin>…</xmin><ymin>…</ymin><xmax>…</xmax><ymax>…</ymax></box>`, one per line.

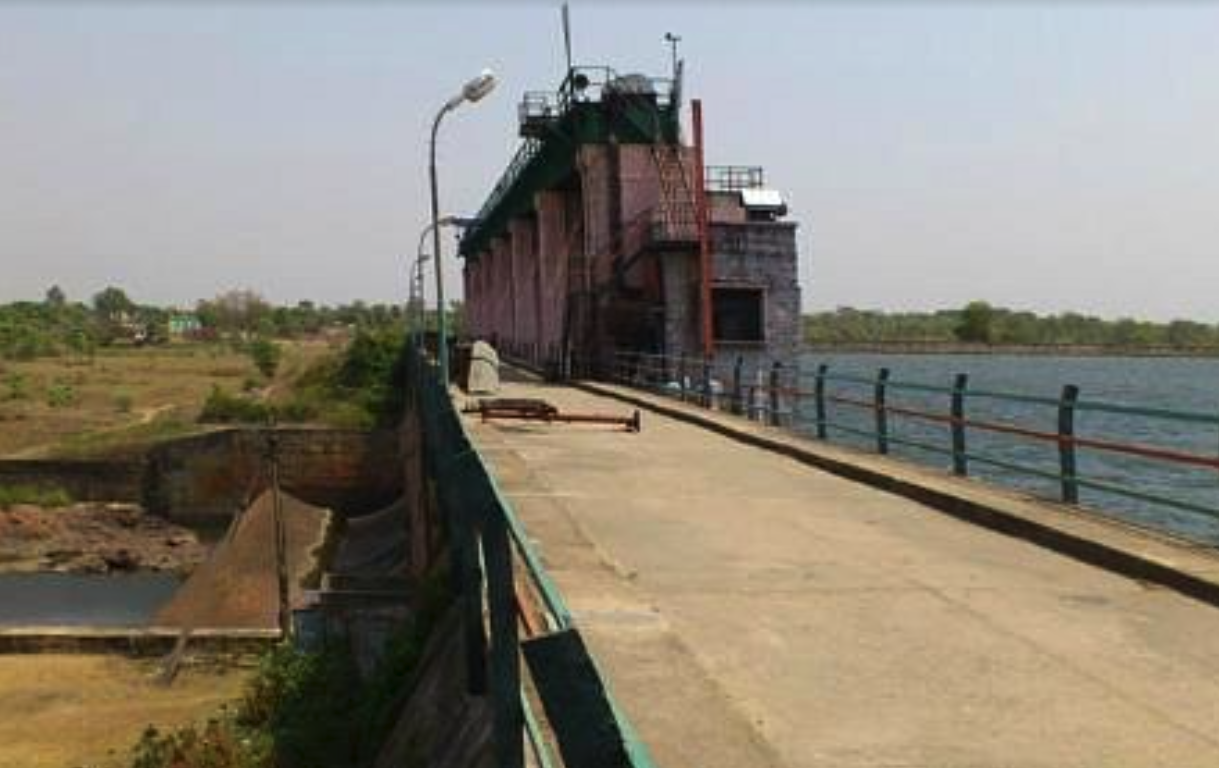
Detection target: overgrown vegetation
<box><xmin>247</xmin><ymin>338</ymin><xmax>282</xmax><ymax>379</ymax></box>
<box><xmin>0</xmin><ymin>484</ymin><xmax>73</xmax><ymax>509</ymax></box>
<box><xmin>47</xmin><ymin>412</ymin><xmax>201</xmax><ymax>460</ymax></box>
<box><xmin>0</xmin><ymin>284</ymin><xmax>423</xmax><ymax>363</ymax></box>
<box><xmin>0</xmin><ymin>285</ymin><xmax>167</xmax><ymax>361</ymax></box>
<box><xmin>197</xmin><ymin>325</ymin><xmax>407</xmax><ymax>429</ymax></box>
<box><xmin>198</xmin><ymin>387</ymin><xmax>314</xmax><ymax>425</ymax></box>
<box><xmin>128</xmin><ymin>572</ymin><xmax>451</xmax><ymax>768</ymax></box>
<box><xmin>805</xmin><ymin>303</ymin><xmax>1219</xmax><ymax>351</ymax></box>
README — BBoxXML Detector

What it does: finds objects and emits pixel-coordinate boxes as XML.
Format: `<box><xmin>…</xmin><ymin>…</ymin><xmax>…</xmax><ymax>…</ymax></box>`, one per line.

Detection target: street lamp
<box><xmin>412</xmin><ymin>216</ymin><xmax>475</xmax><ymax>347</ymax></box>
<box><xmin>430</xmin><ymin>68</ymin><xmax>497</xmax><ymax>385</ymax></box>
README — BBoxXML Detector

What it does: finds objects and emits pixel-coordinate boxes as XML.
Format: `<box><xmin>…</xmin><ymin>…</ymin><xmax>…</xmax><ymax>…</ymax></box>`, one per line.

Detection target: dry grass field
<box><xmin>0</xmin><ymin>340</ymin><xmax>334</xmax><ymax>459</ymax></box>
<box><xmin>0</xmin><ymin>654</ymin><xmax>249</xmax><ymax>768</ymax></box>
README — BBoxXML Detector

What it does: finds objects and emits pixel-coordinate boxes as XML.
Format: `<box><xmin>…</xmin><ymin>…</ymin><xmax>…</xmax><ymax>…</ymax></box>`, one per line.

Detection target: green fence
<box><xmin>408</xmin><ymin>345</ymin><xmax>657</xmax><ymax>768</ymax></box>
<box><xmin>613</xmin><ymin>350</ymin><xmax>1219</xmax><ymax>543</ymax></box>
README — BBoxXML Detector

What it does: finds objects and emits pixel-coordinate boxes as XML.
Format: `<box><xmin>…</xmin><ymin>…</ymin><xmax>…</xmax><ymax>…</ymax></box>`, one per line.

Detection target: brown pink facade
<box><xmin>460</xmin><ymin>67</ymin><xmax>801</xmax><ymax>380</ymax></box>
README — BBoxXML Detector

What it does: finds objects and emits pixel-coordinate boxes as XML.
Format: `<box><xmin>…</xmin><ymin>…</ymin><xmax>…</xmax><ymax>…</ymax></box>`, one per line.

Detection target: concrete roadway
<box><xmin>463</xmin><ymin>378</ymin><xmax>1219</xmax><ymax>768</ymax></box>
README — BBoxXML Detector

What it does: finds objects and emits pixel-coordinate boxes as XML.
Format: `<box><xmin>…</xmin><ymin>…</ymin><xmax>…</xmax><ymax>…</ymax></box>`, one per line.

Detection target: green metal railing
<box><xmin>612</xmin><ymin>350</ymin><xmax>1219</xmax><ymax>542</ymax></box>
<box><xmin>408</xmin><ymin>345</ymin><xmax>657</xmax><ymax>768</ymax></box>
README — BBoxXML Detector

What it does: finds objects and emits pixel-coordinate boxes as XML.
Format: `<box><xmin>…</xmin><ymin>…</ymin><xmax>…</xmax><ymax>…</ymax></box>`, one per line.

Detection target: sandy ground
<box><xmin>0</xmin><ymin>654</ymin><xmax>248</xmax><ymax>768</ymax></box>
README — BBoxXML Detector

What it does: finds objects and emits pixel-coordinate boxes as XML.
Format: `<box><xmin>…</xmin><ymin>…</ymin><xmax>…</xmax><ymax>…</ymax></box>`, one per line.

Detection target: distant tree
<box><xmin>447</xmin><ymin>300</ymin><xmax>466</xmax><ymax>337</ymax></box>
<box><xmin>44</xmin><ymin>285</ymin><xmax>66</xmax><ymax>307</ymax></box>
<box><xmin>803</xmin><ymin>305</ymin><xmax>1219</xmax><ymax>351</ymax></box>
<box><xmin>196</xmin><ymin>289</ymin><xmax>271</xmax><ymax>336</ymax></box>
<box><xmin>92</xmin><ymin>286</ymin><xmax>134</xmax><ymax>320</ymax></box>
<box><xmin>136</xmin><ymin>306</ymin><xmax>169</xmax><ymax>346</ymax></box>
<box><xmin>1166</xmin><ymin>320</ymin><xmax>1212</xmax><ymax>349</ymax></box>
<box><xmin>954</xmin><ymin>301</ymin><xmax>995</xmax><ymax>344</ymax></box>
<box><xmin>249</xmin><ymin>337</ymin><xmax>282</xmax><ymax>379</ymax></box>
<box><xmin>91</xmin><ymin>286</ymin><xmax>136</xmax><ymax>345</ymax></box>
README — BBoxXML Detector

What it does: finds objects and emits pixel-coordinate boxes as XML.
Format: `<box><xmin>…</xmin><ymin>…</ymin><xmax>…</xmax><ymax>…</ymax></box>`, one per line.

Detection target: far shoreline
<box><xmin>803</xmin><ymin>342</ymin><xmax>1219</xmax><ymax>359</ymax></box>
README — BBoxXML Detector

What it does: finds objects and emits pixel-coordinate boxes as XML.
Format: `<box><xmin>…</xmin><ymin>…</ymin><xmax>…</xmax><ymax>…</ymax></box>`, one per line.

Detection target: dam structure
<box><xmin>459</xmin><ymin>62</ymin><xmax>801</xmax><ymax>378</ymax></box>
<box><xmin>423</xmin><ymin>58</ymin><xmax>1219</xmax><ymax>768</ymax></box>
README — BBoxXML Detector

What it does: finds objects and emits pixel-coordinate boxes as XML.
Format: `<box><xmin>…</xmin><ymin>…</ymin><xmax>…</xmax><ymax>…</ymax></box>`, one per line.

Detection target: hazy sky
<box><xmin>3</xmin><ymin>2</ymin><xmax>1218</xmax><ymax>321</ymax></box>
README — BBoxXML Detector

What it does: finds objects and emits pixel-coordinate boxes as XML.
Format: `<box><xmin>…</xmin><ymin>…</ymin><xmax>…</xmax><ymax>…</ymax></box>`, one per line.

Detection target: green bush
<box><xmin>128</xmin><ymin>570</ymin><xmax>452</xmax><ymax>768</ymax></box>
<box><xmin>199</xmin><ymin>386</ymin><xmax>317</xmax><ymax>425</ymax></box>
<box><xmin>0</xmin><ymin>484</ymin><xmax>73</xmax><ymax>509</ymax></box>
<box><xmin>3</xmin><ymin>371</ymin><xmax>29</xmax><ymax>401</ymax></box>
<box><xmin>248</xmin><ymin>338</ymin><xmax>282</xmax><ymax>379</ymax></box>
<box><xmin>199</xmin><ymin>387</ymin><xmax>274</xmax><ymax>424</ymax></box>
<box><xmin>46</xmin><ymin>381</ymin><xmax>77</xmax><ymax>408</ymax></box>
<box><xmin>283</xmin><ymin>327</ymin><xmax>407</xmax><ymax>429</ymax></box>
<box><xmin>130</xmin><ymin>716</ymin><xmax>270</xmax><ymax>768</ymax></box>
<box><xmin>114</xmin><ymin>393</ymin><xmax>134</xmax><ymax>413</ymax></box>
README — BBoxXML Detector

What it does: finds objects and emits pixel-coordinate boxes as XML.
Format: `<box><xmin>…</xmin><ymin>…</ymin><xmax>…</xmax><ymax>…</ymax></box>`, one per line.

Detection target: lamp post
<box><xmin>412</xmin><ymin>216</ymin><xmax>475</xmax><ymax>349</ymax></box>
<box><xmin>430</xmin><ymin>68</ymin><xmax>497</xmax><ymax>385</ymax></box>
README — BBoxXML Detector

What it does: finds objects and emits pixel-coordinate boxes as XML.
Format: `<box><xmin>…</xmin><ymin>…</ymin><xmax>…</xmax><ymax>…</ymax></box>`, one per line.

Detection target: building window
<box><xmin>712</xmin><ymin>286</ymin><xmax>765</xmax><ymax>343</ymax></box>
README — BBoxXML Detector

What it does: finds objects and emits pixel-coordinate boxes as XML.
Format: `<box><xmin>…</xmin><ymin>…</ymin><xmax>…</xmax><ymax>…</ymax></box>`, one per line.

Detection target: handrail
<box><xmin>799</xmin><ymin>368</ymin><xmax>1219</xmax><ymax>425</ymax></box>
<box><xmin>609</xmin><ymin>348</ymin><xmax>1219</xmax><ymax>542</ymax></box>
<box><xmin>410</xmin><ymin>345</ymin><xmax>657</xmax><ymax>768</ymax></box>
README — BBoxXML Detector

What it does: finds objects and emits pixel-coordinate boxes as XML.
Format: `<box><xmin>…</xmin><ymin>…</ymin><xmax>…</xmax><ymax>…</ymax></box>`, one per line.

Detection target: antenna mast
<box><xmin>561</xmin><ymin>3</ymin><xmax>574</xmax><ymax>75</ymax></box>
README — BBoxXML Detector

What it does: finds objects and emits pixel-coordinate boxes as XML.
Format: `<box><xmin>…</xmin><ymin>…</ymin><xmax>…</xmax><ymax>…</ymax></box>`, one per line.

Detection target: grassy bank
<box><xmin>0</xmin><ymin>655</ymin><xmax>250</xmax><ymax>768</ymax></box>
<box><xmin>0</xmin><ymin>340</ymin><xmax>336</xmax><ymax>459</ymax></box>
<box><xmin>126</xmin><ymin>571</ymin><xmax>450</xmax><ymax>768</ymax></box>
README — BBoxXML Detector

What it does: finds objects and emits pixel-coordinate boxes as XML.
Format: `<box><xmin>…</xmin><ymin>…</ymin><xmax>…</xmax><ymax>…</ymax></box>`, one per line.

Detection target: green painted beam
<box><xmin>460</xmin><ymin>100</ymin><xmax>680</xmax><ymax>259</ymax></box>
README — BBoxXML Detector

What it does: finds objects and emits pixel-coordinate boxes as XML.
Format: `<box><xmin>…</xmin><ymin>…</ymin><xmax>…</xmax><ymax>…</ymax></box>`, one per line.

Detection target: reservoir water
<box><xmin>795</xmin><ymin>351</ymin><xmax>1219</xmax><ymax>544</ymax></box>
<box><xmin>0</xmin><ymin>572</ymin><xmax>180</xmax><ymax>627</ymax></box>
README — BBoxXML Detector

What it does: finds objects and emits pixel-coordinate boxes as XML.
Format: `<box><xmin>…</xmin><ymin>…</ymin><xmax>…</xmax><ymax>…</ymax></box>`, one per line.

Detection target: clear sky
<box><xmin>2</xmin><ymin>2</ymin><xmax>1218</xmax><ymax>321</ymax></box>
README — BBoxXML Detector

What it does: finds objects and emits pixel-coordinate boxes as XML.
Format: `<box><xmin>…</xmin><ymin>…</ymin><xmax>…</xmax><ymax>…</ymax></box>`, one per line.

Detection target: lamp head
<box><xmin>462</xmin><ymin>69</ymin><xmax>497</xmax><ymax>103</ymax></box>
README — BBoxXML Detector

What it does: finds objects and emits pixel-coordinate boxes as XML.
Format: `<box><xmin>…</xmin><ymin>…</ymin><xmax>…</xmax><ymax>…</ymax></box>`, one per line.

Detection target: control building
<box><xmin>459</xmin><ymin>63</ymin><xmax>802</xmax><ymax>380</ymax></box>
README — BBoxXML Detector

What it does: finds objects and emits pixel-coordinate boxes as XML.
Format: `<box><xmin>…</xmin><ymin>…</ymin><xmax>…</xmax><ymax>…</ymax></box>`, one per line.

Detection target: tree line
<box><xmin>805</xmin><ymin>302</ymin><xmax>1219</xmax><ymax>351</ymax></box>
<box><xmin>0</xmin><ymin>286</ymin><xmax>445</xmax><ymax>361</ymax></box>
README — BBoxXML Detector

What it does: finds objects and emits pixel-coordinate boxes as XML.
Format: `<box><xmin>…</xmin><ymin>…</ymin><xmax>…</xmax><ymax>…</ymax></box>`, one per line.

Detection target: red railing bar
<box><xmin>825</xmin><ymin>394</ymin><xmax>1219</xmax><ymax>471</ymax></box>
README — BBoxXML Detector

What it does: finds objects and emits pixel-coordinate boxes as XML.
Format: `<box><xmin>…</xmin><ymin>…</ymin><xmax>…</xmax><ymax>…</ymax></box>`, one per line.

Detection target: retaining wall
<box><xmin>0</xmin><ymin>459</ymin><xmax>144</xmax><ymax>502</ymax></box>
<box><xmin>0</xmin><ymin>427</ymin><xmax>402</xmax><ymax>524</ymax></box>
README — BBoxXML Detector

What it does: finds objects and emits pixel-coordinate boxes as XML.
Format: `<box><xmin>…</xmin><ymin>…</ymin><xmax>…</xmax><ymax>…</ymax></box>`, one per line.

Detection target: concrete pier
<box><xmin>462</xmin><ymin>375</ymin><xmax>1219</xmax><ymax>768</ymax></box>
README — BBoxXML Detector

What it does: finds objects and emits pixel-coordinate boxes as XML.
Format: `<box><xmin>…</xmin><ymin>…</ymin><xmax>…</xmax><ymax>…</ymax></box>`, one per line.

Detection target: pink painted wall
<box><xmin>535</xmin><ymin>190</ymin><xmax>568</xmax><ymax>358</ymax></box>
<box><xmin>618</xmin><ymin>144</ymin><xmax>663</xmax><ymax>223</ymax></box>
<box><xmin>509</xmin><ymin>216</ymin><xmax>539</xmax><ymax>356</ymax></box>
<box><xmin>578</xmin><ymin>146</ymin><xmax>616</xmax><ymax>288</ymax></box>
<box><xmin>490</xmin><ymin>236</ymin><xmax>513</xmax><ymax>344</ymax></box>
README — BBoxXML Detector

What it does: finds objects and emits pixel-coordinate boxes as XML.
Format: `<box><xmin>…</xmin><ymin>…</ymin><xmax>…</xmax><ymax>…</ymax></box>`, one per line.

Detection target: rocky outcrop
<box><xmin>0</xmin><ymin>503</ymin><xmax>206</xmax><ymax>575</ymax></box>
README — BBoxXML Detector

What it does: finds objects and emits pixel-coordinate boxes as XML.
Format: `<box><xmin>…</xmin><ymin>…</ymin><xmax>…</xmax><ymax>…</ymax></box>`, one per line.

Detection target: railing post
<box><xmin>1058</xmin><ymin>384</ymin><xmax>1080</xmax><ymax>504</ymax></box>
<box><xmin>814</xmin><ymin>364</ymin><xmax>828</xmax><ymax>439</ymax></box>
<box><xmin>701</xmin><ymin>359</ymin><xmax>712</xmax><ymax>408</ymax></box>
<box><xmin>447</xmin><ymin>464</ymin><xmax>487</xmax><ymax>695</ymax></box>
<box><xmin>482</xmin><ymin>511</ymin><xmax>524</xmax><ymax>768</ymax></box>
<box><xmin>769</xmin><ymin>361</ymin><xmax>782</xmax><ymax>427</ymax></box>
<box><xmin>875</xmin><ymin>367</ymin><xmax>890</xmax><ymax>455</ymax></box>
<box><xmin>732</xmin><ymin>356</ymin><xmax>744</xmax><ymax>415</ymax></box>
<box><xmin>951</xmin><ymin>373</ymin><xmax>968</xmax><ymax>476</ymax></box>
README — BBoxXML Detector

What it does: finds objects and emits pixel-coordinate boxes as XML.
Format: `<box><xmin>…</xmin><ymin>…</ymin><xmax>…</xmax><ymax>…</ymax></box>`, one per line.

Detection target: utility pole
<box><xmin>664</xmin><ymin>32</ymin><xmax>682</xmax><ymax>80</ymax></box>
<box><xmin>266</xmin><ymin>430</ymin><xmax>291</xmax><ymax>639</ymax></box>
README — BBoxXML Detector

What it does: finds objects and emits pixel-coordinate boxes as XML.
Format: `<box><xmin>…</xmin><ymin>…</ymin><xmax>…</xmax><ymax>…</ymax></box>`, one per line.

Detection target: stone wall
<box><xmin>710</xmin><ymin>220</ymin><xmax>802</xmax><ymax>380</ymax></box>
<box><xmin>145</xmin><ymin>427</ymin><xmax>402</xmax><ymax>524</ymax></box>
<box><xmin>1</xmin><ymin>428</ymin><xmax>402</xmax><ymax>525</ymax></box>
<box><xmin>0</xmin><ymin>459</ymin><xmax>145</xmax><ymax>503</ymax></box>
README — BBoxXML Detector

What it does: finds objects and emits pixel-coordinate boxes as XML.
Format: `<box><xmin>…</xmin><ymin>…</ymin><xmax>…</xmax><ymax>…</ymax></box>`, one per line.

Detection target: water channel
<box><xmin>0</xmin><ymin>572</ymin><xmax>180</xmax><ymax>627</ymax></box>
<box><xmin>795</xmin><ymin>351</ymin><xmax>1219</xmax><ymax>543</ymax></box>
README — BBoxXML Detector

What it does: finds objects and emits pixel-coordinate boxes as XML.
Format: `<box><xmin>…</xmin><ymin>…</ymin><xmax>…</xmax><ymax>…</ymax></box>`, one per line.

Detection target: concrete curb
<box><xmin>572</xmin><ymin>379</ymin><xmax>1219</xmax><ymax>610</ymax></box>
